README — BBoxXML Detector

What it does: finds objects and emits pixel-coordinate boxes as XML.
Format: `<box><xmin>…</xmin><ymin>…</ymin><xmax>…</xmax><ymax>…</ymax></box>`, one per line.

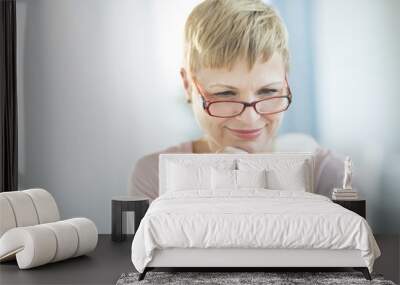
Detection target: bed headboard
<box><xmin>159</xmin><ymin>153</ymin><xmax>315</xmax><ymax>195</ymax></box>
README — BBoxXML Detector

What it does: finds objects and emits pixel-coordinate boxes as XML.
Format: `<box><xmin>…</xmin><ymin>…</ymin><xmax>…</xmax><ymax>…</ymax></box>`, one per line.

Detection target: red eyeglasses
<box><xmin>192</xmin><ymin>76</ymin><xmax>292</xmax><ymax>118</ymax></box>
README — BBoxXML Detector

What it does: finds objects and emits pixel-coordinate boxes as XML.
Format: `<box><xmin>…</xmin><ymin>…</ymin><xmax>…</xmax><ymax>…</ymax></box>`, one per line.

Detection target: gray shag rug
<box><xmin>116</xmin><ymin>271</ymin><xmax>396</xmax><ymax>285</ymax></box>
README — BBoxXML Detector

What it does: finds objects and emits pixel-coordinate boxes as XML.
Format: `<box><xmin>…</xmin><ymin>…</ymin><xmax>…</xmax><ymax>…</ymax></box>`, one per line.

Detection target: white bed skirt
<box><xmin>147</xmin><ymin>248</ymin><xmax>366</xmax><ymax>268</ymax></box>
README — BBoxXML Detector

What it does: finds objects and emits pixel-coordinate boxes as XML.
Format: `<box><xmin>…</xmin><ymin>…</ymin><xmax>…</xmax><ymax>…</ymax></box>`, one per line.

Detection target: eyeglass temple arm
<box><xmin>192</xmin><ymin>77</ymin><xmax>211</xmax><ymax>108</ymax></box>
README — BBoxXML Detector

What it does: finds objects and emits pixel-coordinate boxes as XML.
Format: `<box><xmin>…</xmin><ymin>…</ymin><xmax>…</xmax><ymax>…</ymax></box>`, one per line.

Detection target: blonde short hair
<box><xmin>183</xmin><ymin>0</ymin><xmax>290</xmax><ymax>74</ymax></box>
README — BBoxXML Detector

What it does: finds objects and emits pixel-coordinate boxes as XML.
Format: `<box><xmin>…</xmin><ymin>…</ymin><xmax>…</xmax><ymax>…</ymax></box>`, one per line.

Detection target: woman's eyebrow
<box><xmin>257</xmin><ymin>81</ymin><xmax>283</xmax><ymax>89</ymax></box>
<box><xmin>208</xmin><ymin>84</ymin><xmax>238</xmax><ymax>90</ymax></box>
<box><xmin>209</xmin><ymin>81</ymin><xmax>283</xmax><ymax>90</ymax></box>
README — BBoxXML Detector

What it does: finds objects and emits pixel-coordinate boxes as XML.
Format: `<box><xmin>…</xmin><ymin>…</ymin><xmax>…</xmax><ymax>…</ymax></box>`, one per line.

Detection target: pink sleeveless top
<box><xmin>128</xmin><ymin>134</ymin><xmax>348</xmax><ymax>202</ymax></box>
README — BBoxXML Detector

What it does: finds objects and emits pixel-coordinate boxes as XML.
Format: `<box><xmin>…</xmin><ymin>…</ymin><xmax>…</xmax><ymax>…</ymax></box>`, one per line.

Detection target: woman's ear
<box><xmin>180</xmin><ymin>67</ymin><xmax>192</xmax><ymax>103</ymax></box>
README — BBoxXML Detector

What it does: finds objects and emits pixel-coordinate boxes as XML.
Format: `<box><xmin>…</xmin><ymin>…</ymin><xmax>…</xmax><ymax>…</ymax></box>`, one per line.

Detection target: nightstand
<box><xmin>332</xmin><ymin>199</ymin><xmax>366</xmax><ymax>218</ymax></box>
<box><xmin>111</xmin><ymin>195</ymin><xmax>149</xmax><ymax>242</ymax></box>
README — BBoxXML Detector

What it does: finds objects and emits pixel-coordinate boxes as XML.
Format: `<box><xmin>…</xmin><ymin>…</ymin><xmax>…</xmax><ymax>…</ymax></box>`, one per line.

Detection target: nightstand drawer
<box><xmin>332</xmin><ymin>200</ymin><xmax>366</xmax><ymax>218</ymax></box>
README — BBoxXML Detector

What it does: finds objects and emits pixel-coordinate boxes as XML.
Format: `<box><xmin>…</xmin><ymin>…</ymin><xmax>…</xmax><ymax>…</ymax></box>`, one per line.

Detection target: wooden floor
<box><xmin>0</xmin><ymin>235</ymin><xmax>134</xmax><ymax>285</ymax></box>
<box><xmin>0</xmin><ymin>234</ymin><xmax>398</xmax><ymax>285</ymax></box>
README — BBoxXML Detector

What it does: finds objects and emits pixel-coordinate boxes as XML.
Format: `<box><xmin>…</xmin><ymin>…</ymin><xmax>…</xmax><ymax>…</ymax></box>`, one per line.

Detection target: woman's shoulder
<box><xmin>134</xmin><ymin>140</ymin><xmax>193</xmax><ymax>171</ymax></box>
<box><xmin>128</xmin><ymin>140</ymin><xmax>194</xmax><ymax>198</ymax></box>
<box><xmin>274</xmin><ymin>131</ymin><xmax>345</xmax><ymax>161</ymax></box>
<box><xmin>276</xmin><ymin>132</ymin><xmax>349</xmax><ymax>197</ymax></box>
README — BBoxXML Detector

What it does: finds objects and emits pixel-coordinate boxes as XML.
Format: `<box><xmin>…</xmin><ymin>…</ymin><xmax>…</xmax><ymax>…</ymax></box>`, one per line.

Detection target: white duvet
<box><xmin>131</xmin><ymin>189</ymin><xmax>380</xmax><ymax>273</ymax></box>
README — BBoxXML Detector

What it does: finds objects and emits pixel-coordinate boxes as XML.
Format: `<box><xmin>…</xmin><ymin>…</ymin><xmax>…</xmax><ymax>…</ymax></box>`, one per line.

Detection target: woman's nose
<box><xmin>236</xmin><ymin>103</ymin><xmax>261</xmax><ymax>123</ymax></box>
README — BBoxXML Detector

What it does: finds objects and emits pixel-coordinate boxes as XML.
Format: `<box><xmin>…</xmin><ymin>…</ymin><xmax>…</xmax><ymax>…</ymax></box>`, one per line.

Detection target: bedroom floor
<box><xmin>0</xmin><ymin>234</ymin><xmax>398</xmax><ymax>285</ymax></box>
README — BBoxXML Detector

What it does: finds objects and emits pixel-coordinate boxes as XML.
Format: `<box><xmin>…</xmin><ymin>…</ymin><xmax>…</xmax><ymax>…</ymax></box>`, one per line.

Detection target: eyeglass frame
<box><xmin>191</xmin><ymin>74</ymin><xmax>293</xmax><ymax>118</ymax></box>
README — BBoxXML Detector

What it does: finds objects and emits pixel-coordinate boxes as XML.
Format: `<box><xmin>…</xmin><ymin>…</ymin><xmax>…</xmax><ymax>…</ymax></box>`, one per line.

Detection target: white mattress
<box><xmin>131</xmin><ymin>189</ymin><xmax>381</xmax><ymax>273</ymax></box>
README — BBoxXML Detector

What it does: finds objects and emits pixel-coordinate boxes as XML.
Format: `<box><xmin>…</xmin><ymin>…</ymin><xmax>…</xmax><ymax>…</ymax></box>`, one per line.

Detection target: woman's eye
<box><xmin>260</xmin><ymin>89</ymin><xmax>279</xmax><ymax>96</ymax></box>
<box><xmin>213</xmin><ymin>91</ymin><xmax>236</xmax><ymax>97</ymax></box>
<box><xmin>211</xmin><ymin>89</ymin><xmax>280</xmax><ymax>97</ymax></box>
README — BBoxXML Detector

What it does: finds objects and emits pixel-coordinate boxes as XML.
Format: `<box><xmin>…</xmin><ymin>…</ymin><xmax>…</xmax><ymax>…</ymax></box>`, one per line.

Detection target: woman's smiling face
<box><xmin>182</xmin><ymin>52</ymin><xmax>288</xmax><ymax>153</ymax></box>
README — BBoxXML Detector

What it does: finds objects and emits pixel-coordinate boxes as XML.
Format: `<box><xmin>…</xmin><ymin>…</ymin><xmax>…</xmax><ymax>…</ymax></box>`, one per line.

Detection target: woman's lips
<box><xmin>226</xmin><ymin>127</ymin><xmax>263</xmax><ymax>140</ymax></box>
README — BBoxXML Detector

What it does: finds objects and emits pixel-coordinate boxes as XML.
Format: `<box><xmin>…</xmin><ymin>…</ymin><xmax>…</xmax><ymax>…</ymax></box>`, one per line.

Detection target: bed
<box><xmin>131</xmin><ymin>153</ymin><xmax>381</xmax><ymax>281</ymax></box>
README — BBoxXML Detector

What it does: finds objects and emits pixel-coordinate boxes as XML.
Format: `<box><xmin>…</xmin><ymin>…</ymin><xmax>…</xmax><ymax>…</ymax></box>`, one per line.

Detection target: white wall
<box><xmin>313</xmin><ymin>0</ymin><xmax>400</xmax><ymax>233</ymax></box>
<box><xmin>16</xmin><ymin>0</ymin><xmax>399</xmax><ymax>234</ymax></box>
<box><xmin>16</xmin><ymin>0</ymin><xmax>201</xmax><ymax>234</ymax></box>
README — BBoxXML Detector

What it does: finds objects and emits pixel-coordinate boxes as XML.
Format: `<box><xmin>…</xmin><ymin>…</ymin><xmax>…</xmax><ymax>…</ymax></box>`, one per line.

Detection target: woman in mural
<box><xmin>129</xmin><ymin>0</ymin><xmax>345</xmax><ymax>202</ymax></box>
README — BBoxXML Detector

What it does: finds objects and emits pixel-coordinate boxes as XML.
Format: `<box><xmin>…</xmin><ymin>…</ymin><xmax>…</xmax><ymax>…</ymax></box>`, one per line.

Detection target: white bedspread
<box><xmin>131</xmin><ymin>189</ymin><xmax>380</xmax><ymax>273</ymax></box>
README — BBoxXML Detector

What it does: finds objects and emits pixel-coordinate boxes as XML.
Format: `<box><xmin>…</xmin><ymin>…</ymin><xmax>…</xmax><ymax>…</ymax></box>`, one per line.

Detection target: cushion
<box><xmin>0</xmin><ymin>196</ymin><xmax>16</xmax><ymax>237</ymax></box>
<box><xmin>166</xmin><ymin>162</ymin><xmax>211</xmax><ymax>191</ymax></box>
<box><xmin>159</xmin><ymin>155</ymin><xmax>237</xmax><ymax>195</ymax></box>
<box><xmin>0</xmin><ymin>218</ymin><xmax>97</xmax><ymax>269</ymax></box>
<box><xmin>266</xmin><ymin>162</ymin><xmax>308</xmax><ymax>191</ymax></box>
<box><xmin>237</xmin><ymin>158</ymin><xmax>310</xmax><ymax>192</ymax></box>
<box><xmin>236</xmin><ymin>169</ymin><xmax>268</xmax><ymax>188</ymax></box>
<box><xmin>24</xmin><ymin>188</ymin><xmax>60</xmax><ymax>223</ymax></box>
<box><xmin>211</xmin><ymin>168</ymin><xmax>237</xmax><ymax>190</ymax></box>
<box><xmin>211</xmin><ymin>168</ymin><xmax>268</xmax><ymax>190</ymax></box>
<box><xmin>0</xmin><ymin>189</ymin><xmax>60</xmax><ymax>236</ymax></box>
<box><xmin>0</xmin><ymin>191</ymin><xmax>39</xmax><ymax>227</ymax></box>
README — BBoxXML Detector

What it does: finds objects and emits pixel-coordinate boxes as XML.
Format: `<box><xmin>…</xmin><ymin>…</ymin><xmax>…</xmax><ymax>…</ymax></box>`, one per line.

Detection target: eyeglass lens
<box><xmin>208</xmin><ymin>97</ymin><xmax>289</xmax><ymax>117</ymax></box>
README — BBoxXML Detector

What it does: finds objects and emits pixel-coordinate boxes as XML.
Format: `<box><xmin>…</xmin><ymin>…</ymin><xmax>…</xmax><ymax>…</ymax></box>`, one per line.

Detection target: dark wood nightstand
<box><xmin>332</xmin><ymin>199</ymin><xmax>366</xmax><ymax>218</ymax></box>
<box><xmin>111</xmin><ymin>195</ymin><xmax>149</xmax><ymax>242</ymax></box>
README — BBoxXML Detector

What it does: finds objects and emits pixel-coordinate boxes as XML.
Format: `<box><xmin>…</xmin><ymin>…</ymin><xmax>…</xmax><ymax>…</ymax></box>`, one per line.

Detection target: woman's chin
<box><xmin>226</xmin><ymin>140</ymin><xmax>270</xmax><ymax>153</ymax></box>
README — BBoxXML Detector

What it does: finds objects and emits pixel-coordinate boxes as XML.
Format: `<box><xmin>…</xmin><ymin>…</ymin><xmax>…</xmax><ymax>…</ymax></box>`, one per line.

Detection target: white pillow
<box><xmin>236</xmin><ymin>169</ymin><xmax>268</xmax><ymax>188</ymax></box>
<box><xmin>266</xmin><ymin>162</ymin><xmax>307</xmax><ymax>191</ymax></box>
<box><xmin>167</xmin><ymin>162</ymin><xmax>211</xmax><ymax>191</ymax></box>
<box><xmin>211</xmin><ymin>168</ymin><xmax>237</xmax><ymax>190</ymax></box>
